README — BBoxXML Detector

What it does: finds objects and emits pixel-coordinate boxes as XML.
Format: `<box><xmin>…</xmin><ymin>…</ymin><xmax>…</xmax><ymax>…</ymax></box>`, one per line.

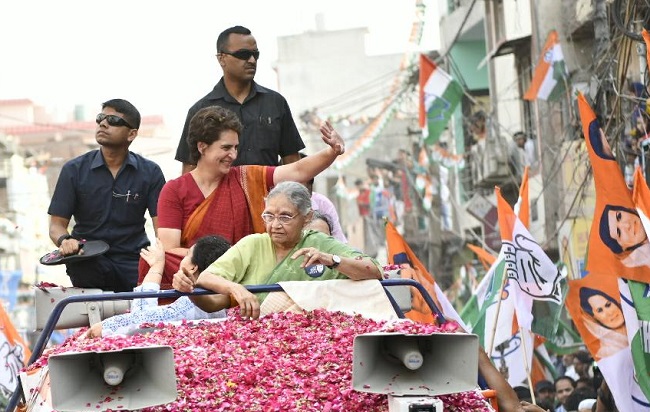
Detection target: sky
<box><xmin>0</xmin><ymin>0</ymin><xmax>441</xmax><ymax>139</ymax></box>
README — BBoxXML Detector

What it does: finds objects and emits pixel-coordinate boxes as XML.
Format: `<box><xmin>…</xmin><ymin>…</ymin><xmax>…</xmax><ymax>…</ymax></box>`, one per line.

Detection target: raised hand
<box><xmin>320</xmin><ymin>121</ymin><xmax>345</xmax><ymax>155</ymax></box>
<box><xmin>140</xmin><ymin>238</ymin><xmax>165</xmax><ymax>268</ymax></box>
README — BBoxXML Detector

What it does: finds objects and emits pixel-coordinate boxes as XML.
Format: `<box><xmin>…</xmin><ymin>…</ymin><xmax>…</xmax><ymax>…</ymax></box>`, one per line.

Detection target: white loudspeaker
<box><xmin>49</xmin><ymin>345</ymin><xmax>177</xmax><ymax>411</ymax></box>
<box><xmin>352</xmin><ymin>332</ymin><xmax>479</xmax><ymax>396</ymax></box>
<box><xmin>34</xmin><ymin>287</ymin><xmax>130</xmax><ymax>330</ymax></box>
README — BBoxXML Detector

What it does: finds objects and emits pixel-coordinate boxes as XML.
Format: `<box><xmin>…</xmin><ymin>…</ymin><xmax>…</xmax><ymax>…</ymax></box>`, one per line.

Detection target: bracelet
<box><xmin>56</xmin><ymin>234</ymin><xmax>74</xmax><ymax>247</ymax></box>
<box><xmin>148</xmin><ymin>270</ymin><xmax>163</xmax><ymax>277</ymax></box>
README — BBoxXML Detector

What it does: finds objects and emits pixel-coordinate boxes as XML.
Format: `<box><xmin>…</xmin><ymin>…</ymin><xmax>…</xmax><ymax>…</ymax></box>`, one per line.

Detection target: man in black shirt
<box><xmin>175</xmin><ymin>25</ymin><xmax>305</xmax><ymax>173</ymax></box>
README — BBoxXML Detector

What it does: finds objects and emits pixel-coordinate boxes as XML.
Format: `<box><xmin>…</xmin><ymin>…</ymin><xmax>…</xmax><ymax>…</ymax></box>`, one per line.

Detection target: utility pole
<box><xmin>529</xmin><ymin>0</ymin><xmax>565</xmax><ymax>250</ymax></box>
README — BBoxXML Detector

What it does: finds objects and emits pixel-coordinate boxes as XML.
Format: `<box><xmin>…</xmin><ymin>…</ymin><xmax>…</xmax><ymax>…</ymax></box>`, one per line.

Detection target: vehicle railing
<box><xmin>6</xmin><ymin>278</ymin><xmax>444</xmax><ymax>412</ymax></box>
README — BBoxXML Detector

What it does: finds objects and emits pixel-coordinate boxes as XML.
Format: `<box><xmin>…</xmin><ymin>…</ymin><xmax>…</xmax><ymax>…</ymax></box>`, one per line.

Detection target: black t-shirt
<box><xmin>175</xmin><ymin>78</ymin><xmax>305</xmax><ymax>166</ymax></box>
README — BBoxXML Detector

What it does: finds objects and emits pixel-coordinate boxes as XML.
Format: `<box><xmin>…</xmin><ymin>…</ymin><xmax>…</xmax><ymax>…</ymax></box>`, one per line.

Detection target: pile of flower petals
<box><xmin>30</xmin><ymin>310</ymin><xmax>494</xmax><ymax>412</ymax></box>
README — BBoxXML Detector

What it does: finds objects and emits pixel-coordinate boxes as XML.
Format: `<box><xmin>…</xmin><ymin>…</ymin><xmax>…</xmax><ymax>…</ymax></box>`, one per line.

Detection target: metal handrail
<box><xmin>6</xmin><ymin>278</ymin><xmax>444</xmax><ymax>411</ymax></box>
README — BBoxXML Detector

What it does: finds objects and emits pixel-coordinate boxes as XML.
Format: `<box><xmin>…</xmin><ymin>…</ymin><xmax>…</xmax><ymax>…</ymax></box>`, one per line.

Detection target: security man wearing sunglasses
<box><xmin>175</xmin><ymin>25</ymin><xmax>305</xmax><ymax>174</ymax></box>
<box><xmin>47</xmin><ymin>99</ymin><xmax>166</xmax><ymax>292</ymax></box>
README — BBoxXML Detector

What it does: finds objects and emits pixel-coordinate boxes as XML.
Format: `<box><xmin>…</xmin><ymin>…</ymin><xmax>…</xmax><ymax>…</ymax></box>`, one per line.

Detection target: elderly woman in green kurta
<box><xmin>172</xmin><ymin>181</ymin><xmax>382</xmax><ymax>319</ymax></box>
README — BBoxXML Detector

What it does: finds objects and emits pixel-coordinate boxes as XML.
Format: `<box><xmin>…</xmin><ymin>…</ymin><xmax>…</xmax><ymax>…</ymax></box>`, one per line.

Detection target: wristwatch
<box><xmin>56</xmin><ymin>234</ymin><xmax>74</xmax><ymax>247</ymax></box>
<box><xmin>328</xmin><ymin>254</ymin><xmax>341</xmax><ymax>269</ymax></box>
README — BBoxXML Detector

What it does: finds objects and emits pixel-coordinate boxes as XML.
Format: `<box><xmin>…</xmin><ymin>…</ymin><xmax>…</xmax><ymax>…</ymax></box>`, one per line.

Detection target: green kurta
<box><xmin>205</xmin><ymin>230</ymin><xmax>381</xmax><ymax>302</ymax></box>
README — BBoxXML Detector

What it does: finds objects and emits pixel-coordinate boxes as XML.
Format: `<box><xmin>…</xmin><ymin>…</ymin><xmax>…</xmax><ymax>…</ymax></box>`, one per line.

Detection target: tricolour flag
<box><xmin>566</xmin><ymin>272</ymin><xmax>650</xmax><ymax>411</ymax></box>
<box><xmin>626</xmin><ymin>167</ymin><xmax>650</xmax><ymax>403</ymax></box>
<box><xmin>460</xmin><ymin>171</ymin><xmax>566</xmax><ymax>386</ymax></box>
<box><xmin>493</xmin><ymin>187</ymin><xmax>566</xmax><ymax>339</ymax></box>
<box><xmin>569</xmin><ymin>92</ymin><xmax>650</xmax><ymax>410</ymax></box>
<box><xmin>523</xmin><ymin>30</ymin><xmax>569</xmax><ymax>101</ymax></box>
<box><xmin>0</xmin><ymin>304</ymin><xmax>30</xmax><ymax>399</ymax></box>
<box><xmin>385</xmin><ymin>220</ymin><xmax>465</xmax><ymax>327</ymax></box>
<box><xmin>419</xmin><ymin>54</ymin><xmax>463</xmax><ymax>145</ymax></box>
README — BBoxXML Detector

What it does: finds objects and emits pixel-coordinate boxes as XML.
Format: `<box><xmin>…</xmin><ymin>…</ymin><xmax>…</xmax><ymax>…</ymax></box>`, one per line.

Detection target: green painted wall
<box><xmin>449</xmin><ymin>41</ymin><xmax>489</xmax><ymax>91</ymax></box>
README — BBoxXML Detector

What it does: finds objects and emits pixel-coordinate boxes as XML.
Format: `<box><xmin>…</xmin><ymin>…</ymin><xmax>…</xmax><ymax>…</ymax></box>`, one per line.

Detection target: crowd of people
<box><xmin>41</xmin><ymin>24</ymin><xmax>610</xmax><ymax>412</ymax></box>
<box><xmin>507</xmin><ymin>349</ymin><xmax>619</xmax><ymax>412</ymax></box>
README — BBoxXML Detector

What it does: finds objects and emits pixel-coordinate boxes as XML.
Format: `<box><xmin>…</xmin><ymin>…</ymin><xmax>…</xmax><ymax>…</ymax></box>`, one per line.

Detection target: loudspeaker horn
<box><xmin>49</xmin><ymin>345</ymin><xmax>177</xmax><ymax>411</ymax></box>
<box><xmin>352</xmin><ymin>332</ymin><xmax>478</xmax><ymax>396</ymax></box>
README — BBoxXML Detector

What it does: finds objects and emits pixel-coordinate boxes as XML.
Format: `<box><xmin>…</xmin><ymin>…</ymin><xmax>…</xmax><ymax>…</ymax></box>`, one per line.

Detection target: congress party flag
<box><xmin>566</xmin><ymin>272</ymin><xmax>649</xmax><ymax>410</ymax></box>
<box><xmin>571</xmin><ymin>91</ymin><xmax>650</xmax><ymax>409</ymax></box>
<box><xmin>523</xmin><ymin>30</ymin><xmax>569</xmax><ymax>101</ymax></box>
<box><xmin>460</xmin><ymin>254</ymin><xmax>515</xmax><ymax>350</ymax></box>
<box><xmin>566</xmin><ymin>275</ymin><xmax>628</xmax><ymax>361</ymax></box>
<box><xmin>419</xmin><ymin>54</ymin><xmax>463</xmax><ymax>145</ymax></box>
<box><xmin>624</xmin><ymin>167</ymin><xmax>650</xmax><ymax>403</ymax></box>
<box><xmin>462</xmin><ymin>186</ymin><xmax>565</xmax><ymax>349</ymax></box>
<box><xmin>493</xmin><ymin>187</ymin><xmax>566</xmax><ymax>339</ymax></box>
<box><xmin>385</xmin><ymin>220</ymin><xmax>465</xmax><ymax>327</ymax></box>
<box><xmin>0</xmin><ymin>304</ymin><xmax>30</xmax><ymax>399</ymax></box>
<box><xmin>577</xmin><ymin>93</ymin><xmax>650</xmax><ymax>283</ymax></box>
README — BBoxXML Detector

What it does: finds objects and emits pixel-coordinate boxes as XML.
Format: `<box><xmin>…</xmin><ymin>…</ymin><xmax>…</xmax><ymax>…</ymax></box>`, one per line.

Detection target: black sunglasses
<box><xmin>220</xmin><ymin>49</ymin><xmax>260</xmax><ymax>61</ymax></box>
<box><xmin>96</xmin><ymin>113</ymin><xmax>134</xmax><ymax>129</ymax></box>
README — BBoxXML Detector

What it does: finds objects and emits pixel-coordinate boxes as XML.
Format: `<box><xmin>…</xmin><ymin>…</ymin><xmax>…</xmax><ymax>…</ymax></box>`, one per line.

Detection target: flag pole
<box><xmin>486</xmin><ymin>265</ymin><xmax>508</xmax><ymax>357</ymax></box>
<box><xmin>519</xmin><ymin>326</ymin><xmax>536</xmax><ymax>405</ymax></box>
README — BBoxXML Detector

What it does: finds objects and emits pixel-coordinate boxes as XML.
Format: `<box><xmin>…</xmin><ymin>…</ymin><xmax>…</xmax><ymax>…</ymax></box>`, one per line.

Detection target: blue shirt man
<box><xmin>47</xmin><ymin>99</ymin><xmax>165</xmax><ymax>292</ymax></box>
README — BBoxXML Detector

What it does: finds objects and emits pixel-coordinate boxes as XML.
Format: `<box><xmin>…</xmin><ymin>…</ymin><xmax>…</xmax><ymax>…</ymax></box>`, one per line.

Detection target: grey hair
<box><xmin>311</xmin><ymin>210</ymin><xmax>333</xmax><ymax>234</ymax></box>
<box><xmin>266</xmin><ymin>181</ymin><xmax>312</xmax><ymax>215</ymax></box>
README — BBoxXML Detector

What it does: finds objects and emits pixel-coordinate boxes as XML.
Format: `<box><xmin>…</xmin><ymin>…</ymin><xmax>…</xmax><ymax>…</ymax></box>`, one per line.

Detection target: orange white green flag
<box><xmin>419</xmin><ymin>54</ymin><xmax>463</xmax><ymax>145</ymax></box>
<box><xmin>565</xmin><ymin>273</ymin><xmax>649</xmax><ymax>411</ymax></box>
<box><xmin>623</xmin><ymin>167</ymin><xmax>650</xmax><ymax>404</ymax></box>
<box><xmin>523</xmin><ymin>30</ymin><xmax>568</xmax><ymax>101</ymax></box>
<box><xmin>570</xmin><ymin>93</ymin><xmax>650</xmax><ymax>410</ymax></box>
<box><xmin>460</xmin><ymin>184</ymin><xmax>564</xmax><ymax>386</ymax></box>
<box><xmin>492</xmin><ymin>187</ymin><xmax>565</xmax><ymax>338</ymax></box>
<box><xmin>461</xmin><ymin>184</ymin><xmax>564</xmax><ymax>347</ymax></box>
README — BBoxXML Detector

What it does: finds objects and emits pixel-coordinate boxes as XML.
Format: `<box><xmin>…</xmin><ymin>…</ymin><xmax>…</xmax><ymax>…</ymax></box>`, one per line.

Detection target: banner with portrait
<box><xmin>566</xmin><ymin>275</ymin><xmax>627</xmax><ymax>361</ymax></box>
<box><xmin>577</xmin><ymin>93</ymin><xmax>650</xmax><ymax>282</ymax></box>
<box><xmin>566</xmin><ymin>274</ymin><xmax>650</xmax><ymax>411</ymax></box>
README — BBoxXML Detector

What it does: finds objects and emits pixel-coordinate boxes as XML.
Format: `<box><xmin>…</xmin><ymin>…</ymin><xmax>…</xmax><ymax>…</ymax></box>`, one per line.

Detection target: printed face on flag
<box><xmin>566</xmin><ymin>275</ymin><xmax>628</xmax><ymax>361</ymax></box>
<box><xmin>578</xmin><ymin>93</ymin><xmax>650</xmax><ymax>283</ymax></box>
